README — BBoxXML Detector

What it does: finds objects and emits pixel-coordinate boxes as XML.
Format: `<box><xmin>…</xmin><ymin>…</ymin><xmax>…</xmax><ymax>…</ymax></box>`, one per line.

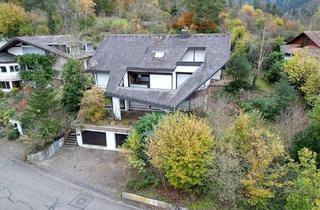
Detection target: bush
<box><xmin>264</xmin><ymin>51</ymin><xmax>284</xmax><ymax>83</ymax></box>
<box><xmin>241</xmin><ymin>79</ymin><xmax>297</xmax><ymax>120</ymax></box>
<box><xmin>285</xmin><ymin>149</ymin><xmax>320</xmax><ymax>210</ymax></box>
<box><xmin>223</xmin><ymin>112</ymin><xmax>285</xmax><ymax>207</ymax></box>
<box><xmin>78</xmin><ymin>87</ymin><xmax>106</xmax><ymax>123</ymax></box>
<box><xmin>147</xmin><ymin>112</ymin><xmax>214</xmax><ymax>191</ymax></box>
<box><xmin>124</xmin><ymin>112</ymin><xmax>165</xmax><ymax>170</ymax></box>
<box><xmin>291</xmin><ymin>99</ymin><xmax>320</xmax><ymax>167</ymax></box>
<box><xmin>7</xmin><ymin>126</ymin><xmax>19</xmax><ymax>140</ymax></box>
<box><xmin>0</xmin><ymin>90</ymin><xmax>4</xmax><ymax>98</ymax></box>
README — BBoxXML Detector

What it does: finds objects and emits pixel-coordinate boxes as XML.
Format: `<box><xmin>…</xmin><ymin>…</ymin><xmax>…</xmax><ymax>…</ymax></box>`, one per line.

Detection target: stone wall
<box><xmin>27</xmin><ymin>136</ymin><xmax>64</xmax><ymax>162</ymax></box>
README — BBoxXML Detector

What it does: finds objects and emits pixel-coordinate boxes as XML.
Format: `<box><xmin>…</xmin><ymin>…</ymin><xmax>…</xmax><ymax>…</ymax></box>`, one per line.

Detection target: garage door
<box><xmin>115</xmin><ymin>134</ymin><xmax>128</xmax><ymax>147</ymax></box>
<box><xmin>82</xmin><ymin>131</ymin><xmax>106</xmax><ymax>146</ymax></box>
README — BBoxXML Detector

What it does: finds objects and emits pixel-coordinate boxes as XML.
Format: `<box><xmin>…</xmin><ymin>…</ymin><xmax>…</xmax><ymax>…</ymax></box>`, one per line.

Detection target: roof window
<box><xmin>154</xmin><ymin>51</ymin><xmax>165</xmax><ymax>58</ymax></box>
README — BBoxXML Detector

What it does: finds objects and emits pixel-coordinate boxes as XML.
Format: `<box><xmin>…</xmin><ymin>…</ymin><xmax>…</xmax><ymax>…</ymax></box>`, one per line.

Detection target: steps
<box><xmin>64</xmin><ymin>130</ymin><xmax>78</xmax><ymax>147</ymax></box>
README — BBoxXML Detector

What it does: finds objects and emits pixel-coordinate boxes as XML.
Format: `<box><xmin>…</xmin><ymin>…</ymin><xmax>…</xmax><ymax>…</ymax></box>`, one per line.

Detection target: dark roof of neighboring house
<box><xmin>89</xmin><ymin>33</ymin><xmax>231</xmax><ymax>108</ymax></box>
<box><xmin>287</xmin><ymin>31</ymin><xmax>320</xmax><ymax>47</ymax></box>
<box><xmin>282</xmin><ymin>31</ymin><xmax>320</xmax><ymax>57</ymax></box>
<box><xmin>0</xmin><ymin>35</ymin><xmax>92</xmax><ymax>60</ymax></box>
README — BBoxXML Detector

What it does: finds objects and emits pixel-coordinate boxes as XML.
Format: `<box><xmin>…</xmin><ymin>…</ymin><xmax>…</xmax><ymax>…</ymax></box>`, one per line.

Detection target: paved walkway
<box><xmin>0</xmin><ymin>139</ymin><xmax>140</xmax><ymax>210</ymax></box>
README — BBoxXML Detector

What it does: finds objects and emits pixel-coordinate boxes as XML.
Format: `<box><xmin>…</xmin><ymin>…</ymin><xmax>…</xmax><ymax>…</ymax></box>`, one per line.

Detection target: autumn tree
<box><xmin>0</xmin><ymin>3</ymin><xmax>29</xmax><ymax>37</ymax></box>
<box><xmin>282</xmin><ymin>49</ymin><xmax>320</xmax><ymax>103</ymax></box>
<box><xmin>147</xmin><ymin>112</ymin><xmax>213</xmax><ymax>191</ymax></box>
<box><xmin>225</xmin><ymin>112</ymin><xmax>285</xmax><ymax>207</ymax></box>
<box><xmin>285</xmin><ymin>149</ymin><xmax>320</xmax><ymax>210</ymax></box>
<box><xmin>78</xmin><ymin>87</ymin><xmax>106</xmax><ymax>123</ymax></box>
<box><xmin>182</xmin><ymin>0</ymin><xmax>225</xmax><ymax>32</ymax></box>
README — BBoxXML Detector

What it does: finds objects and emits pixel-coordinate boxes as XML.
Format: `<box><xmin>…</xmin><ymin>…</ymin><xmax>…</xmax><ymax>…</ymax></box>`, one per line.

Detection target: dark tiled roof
<box><xmin>0</xmin><ymin>35</ymin><xmax>92</xmax><ymax>59</ymax></box>
<box><xmin>90</xmin><ymin>33</ymin><xmax>231</xmax><ymax>108</ymax></box>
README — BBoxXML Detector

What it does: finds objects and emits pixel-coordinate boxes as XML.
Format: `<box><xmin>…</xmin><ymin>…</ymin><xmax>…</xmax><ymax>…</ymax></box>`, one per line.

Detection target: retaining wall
<box><xmin>27</xmin><ymin>136</ymin><xmax>64</xmax><ymax>162</ymax></box>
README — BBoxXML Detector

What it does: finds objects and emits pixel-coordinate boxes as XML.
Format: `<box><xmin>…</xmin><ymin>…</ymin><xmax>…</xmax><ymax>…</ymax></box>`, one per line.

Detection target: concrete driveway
<box><xmin>0</xmin><ymin>139</ymin><xmax>140</xmax><ymax>210</ymax></box>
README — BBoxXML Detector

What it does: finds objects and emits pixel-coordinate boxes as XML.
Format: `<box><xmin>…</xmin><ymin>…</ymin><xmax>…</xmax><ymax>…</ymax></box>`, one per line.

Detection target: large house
<box><xmin>0</xmin><ymin>35</ymin><xmax>93</xmax><ymax>92</ymax></box>
<box><xmin>88</xmin><ymin>31</ymin><xmax>231</xmax><ymax>120</ymax></box>
<box><xmin>281</xmin><ymin>31</ymin><xmax>320</xmax><ymax>58</ymax></box>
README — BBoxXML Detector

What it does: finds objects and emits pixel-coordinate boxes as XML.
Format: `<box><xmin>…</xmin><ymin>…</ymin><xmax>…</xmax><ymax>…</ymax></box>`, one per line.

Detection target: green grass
<box><xmin>188</xmin><ymin>197</ymin><xmax>218</xmax><ymax>210</ymax></box>
<box><xmin>256</xmin><ymin>78</ymin><xmax>273</xmax><ymax>92</ymax></box>
<box><xmin>111</xmin><ymin>18</ymin><xmax>129</xmax><ymax>27</ymax></box>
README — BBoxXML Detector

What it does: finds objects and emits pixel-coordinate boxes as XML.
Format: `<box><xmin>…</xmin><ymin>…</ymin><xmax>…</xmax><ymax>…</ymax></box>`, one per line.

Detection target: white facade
<box><xmin>0</xmin><ymin>63</ymin><xmax>21</xmax><ymax>92</ymax></box>
<box><xmin>150</xmin><ymin>74</ymin><xmax>172</xmax><ymax>89</ymax></box>
<box><xmin>94</xmin><ymin>73</ymin><xmax>110</xmax><ymax>90</ymax></box>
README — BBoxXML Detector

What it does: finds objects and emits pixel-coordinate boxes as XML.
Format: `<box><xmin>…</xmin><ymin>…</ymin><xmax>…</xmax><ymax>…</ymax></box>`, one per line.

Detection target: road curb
<box><xmin>122</xmin><ymin>192</ymin><xmax>188</xmax><ymax>210</ymax></box>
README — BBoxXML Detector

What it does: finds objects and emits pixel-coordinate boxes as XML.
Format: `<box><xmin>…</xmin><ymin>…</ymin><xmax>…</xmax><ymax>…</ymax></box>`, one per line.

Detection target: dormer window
<box><xmin>181</xmin><ymin>47</ymin><xmax>205</xmax><ymax>62</ymax></box>
<box><xmin>154</xmin><ymin>51</ymin><xmax>165</xmax><ymax>58</ymax></box>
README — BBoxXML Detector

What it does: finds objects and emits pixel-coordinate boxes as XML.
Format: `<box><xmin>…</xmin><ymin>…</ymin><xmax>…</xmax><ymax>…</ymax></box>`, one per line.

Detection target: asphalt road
<box><xmin>0</xmin><ymin>147</ymin><xmax>140</xmax><ymax>210</ymax></box>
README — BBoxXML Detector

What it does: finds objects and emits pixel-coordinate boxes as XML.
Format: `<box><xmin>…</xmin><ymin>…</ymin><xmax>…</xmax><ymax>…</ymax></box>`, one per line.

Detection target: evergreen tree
<box><xmin>62</xmin><ymin>59</ymin><xmax>86</xmax><ymax>113</ymax></box>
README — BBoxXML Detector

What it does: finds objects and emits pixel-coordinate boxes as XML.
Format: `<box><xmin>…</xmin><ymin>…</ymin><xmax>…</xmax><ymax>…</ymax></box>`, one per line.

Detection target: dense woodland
<box><xmin>0</xmin><ymin>0</ymin><xmax>319</xmax><ymax>44</ymax></box>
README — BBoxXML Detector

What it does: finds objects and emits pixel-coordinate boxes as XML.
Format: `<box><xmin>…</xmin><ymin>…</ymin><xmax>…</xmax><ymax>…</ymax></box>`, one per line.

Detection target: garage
<box><xmin>115</xmin><ymin>134</ymin><xmax>128</xmax><ymax>148</ymax></box>
<box><xmin>82</xmin><ymin>131</ymin><xmax>107</xmax><ymax>146</ymax></box>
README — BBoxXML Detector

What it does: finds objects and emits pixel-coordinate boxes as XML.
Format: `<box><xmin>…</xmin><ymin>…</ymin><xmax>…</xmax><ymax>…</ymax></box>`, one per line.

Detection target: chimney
<box><xmin>180</xmin><ymin>27</ymin><xmax>190</xmax><ymax>39</ymax></box>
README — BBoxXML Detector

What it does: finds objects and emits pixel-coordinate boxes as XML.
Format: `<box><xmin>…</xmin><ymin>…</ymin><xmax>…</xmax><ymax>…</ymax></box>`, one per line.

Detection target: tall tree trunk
<box><xmin>252</xmin><ymin>25</ymin><xmax>266</xmax><ymax>88</ymax></box>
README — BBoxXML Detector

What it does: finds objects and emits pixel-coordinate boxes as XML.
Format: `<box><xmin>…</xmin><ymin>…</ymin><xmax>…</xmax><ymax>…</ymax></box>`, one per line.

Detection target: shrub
<box><xmin>241</xmin><ymin>79</ymin><xmax>297</xmax><ymax>120</ymax></box>
<box><xmin>78</xmin><ymin>87</ymin><xmax>106</xmax><ymax>123</ymax></box>
<box><xmin>7</xmin><ymin>126</ymin><xmax>19</xmax><ymax>140</ymax></box>
<box><xmin>0</xmin><ymin>90</ymin><xmax>4</xmax><ymax>98</ymax></box>
<box><xmin>282</xmin><ymin>49</ymin><xmax>320</xmax><ymax>103</ymax></box>
<box><xmin>291</xmin><ymin>99</ymin><xmax>320</xmax><ymax>167</ymax></box>
<box><xmin>264</xmin><ymin>51</ymin><xmax>284</xmax><ymax>83</ymax></box>
<box><xmin>285</xmin><ymin>149</ymin><xmax>320</xmax><ymax>210</ymax></box>
<box><xmin>147</xmin><ymin>112</ymin><xmax>214</xmax><ymax>191</ymax></box>
<box><xmin>124</xmin><ymin>112</ymin><xmax>165</xmax><ymax>170</ymax></box>
<box><xmin>222</xmin><ymin>112</ymin><xmax>285</xmax><ymax>208</ymax></box>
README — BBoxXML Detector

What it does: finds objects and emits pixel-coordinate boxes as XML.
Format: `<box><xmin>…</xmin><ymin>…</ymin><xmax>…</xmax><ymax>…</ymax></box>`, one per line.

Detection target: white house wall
<box><xmin>22</xmin><ymin>46</ymin><xmax>45</xmax><ymax>55</ymax></box>
<box><xmin>211</xmin><ymin>70</ymin><xmax>221</xmax><ymax>80</ymax></box>
<box><xmin>95</xmin><ymin>73</ymin><xmax>110</xmax><ymax>89</ymax></box>
<box><xmin>150</xmin><ymin>74</ymin><xmax>172</xmax><ymax>89</ymax></box>
<box><xmin>8</xmin><ymin>47</ymin><xmax>23</xmax><ymax>56</ymax></box>
<box><xmin>175</xmin><ymin>65</ymin><xmax>199</xmax><ymax>73</ymax></box>
<box><xmin>76</xmin><ymin>128</ymin><xmax>127</xmax><ymax>151</ymax></box>
<box><xmin>176</xmin><ymin>73</ymin><xmax>191</xmax><ymax>88</ymax></box>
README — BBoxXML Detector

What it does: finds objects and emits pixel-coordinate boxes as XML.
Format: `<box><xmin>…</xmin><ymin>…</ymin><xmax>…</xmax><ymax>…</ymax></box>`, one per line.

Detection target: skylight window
<box><xmin>154</xmin><ymin>51</ymin><xmax>165</xmax><ymax>58</ymax></box>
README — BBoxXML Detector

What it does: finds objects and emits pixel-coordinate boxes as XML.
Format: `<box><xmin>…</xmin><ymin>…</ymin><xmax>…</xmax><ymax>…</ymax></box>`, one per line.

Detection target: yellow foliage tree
<box><xmin>226</xmin><ymin>112</ymin><xmax>285</xmax><ymax>206</ymax></box>
<box><xmin>283</xmin><ymin>49</ymin><xmax>320</xmax><ymax>103</ymax></box>
<box><xmin>0</xmin><ymin>3</ymin><xmax>28</xmax><ymax>37</ymax></box>
<box><xmin>147</xmin><ymin>112</ymin><xmax>213</xmax><ymax>191</ymax></box>
<box><xmin>78</xmin><ymin>87</ymin><xmax>106</xmax><ymax>123</ymax></box>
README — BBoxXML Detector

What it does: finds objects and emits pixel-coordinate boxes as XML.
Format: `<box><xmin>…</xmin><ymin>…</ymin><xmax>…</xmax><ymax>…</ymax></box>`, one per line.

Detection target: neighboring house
<box><xmin>0</xmin><ymin>35</ymin><xmax>93</xmax><ymax>92</ymax></box>
<box><xmin>281</xmin><ymin>31</ymin><xmax>320</xmax><ymax>58</ymax></box>
<box><xmin>88</xmin><ymin>30</ymin><xmax>231</xmax><ymax>120</ymax></box>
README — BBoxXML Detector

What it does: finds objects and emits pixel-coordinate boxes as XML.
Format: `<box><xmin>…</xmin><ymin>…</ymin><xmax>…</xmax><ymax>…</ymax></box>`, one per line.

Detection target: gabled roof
<box><xmin>90</xmin><ymin>33</ymin><xmax>231</xmax><ymax>108</ymax></box>
<box><xmin>0</xmin><ymin>35</ymin><xmax>92</xmax><ymax>60</ymax></box>
<box><xmin>287</xmin><ymin>31</ymin><xmax>320</xmax><ymax>47</ymax></box>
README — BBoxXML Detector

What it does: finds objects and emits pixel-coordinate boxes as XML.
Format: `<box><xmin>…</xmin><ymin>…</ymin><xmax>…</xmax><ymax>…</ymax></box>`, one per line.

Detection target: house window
<box><xmin>9</xmin><ymin>65</ymin><xmax>19</xmax><ymax>72</ymax></box>
<box><xmin>0</xmin><ymin>81</ymin><xmax>10</xmax><ymax>89</ymax></box>
<box><xmin>0</xmin><ymin>66</ymin><xmax>7</xmax><ymax>73</ymax></box>
<box><xmin>12</xmin><ymin>81</ymin><xmax>21</xmax><ymax>88</ymax></box>
<box><xmin>181</xmin><ymin>48</ymin><xmax>205</xmax><ymax>62</ymax></box>
<box><xmin>154</xmin><ymin>51</ymin><xmax>165</xmax><ymax>58</ymax></box>
<box><xmin>129</xmin><ymin>72</ymin><xmax>150</xmax><ymax>88</ymax></box>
